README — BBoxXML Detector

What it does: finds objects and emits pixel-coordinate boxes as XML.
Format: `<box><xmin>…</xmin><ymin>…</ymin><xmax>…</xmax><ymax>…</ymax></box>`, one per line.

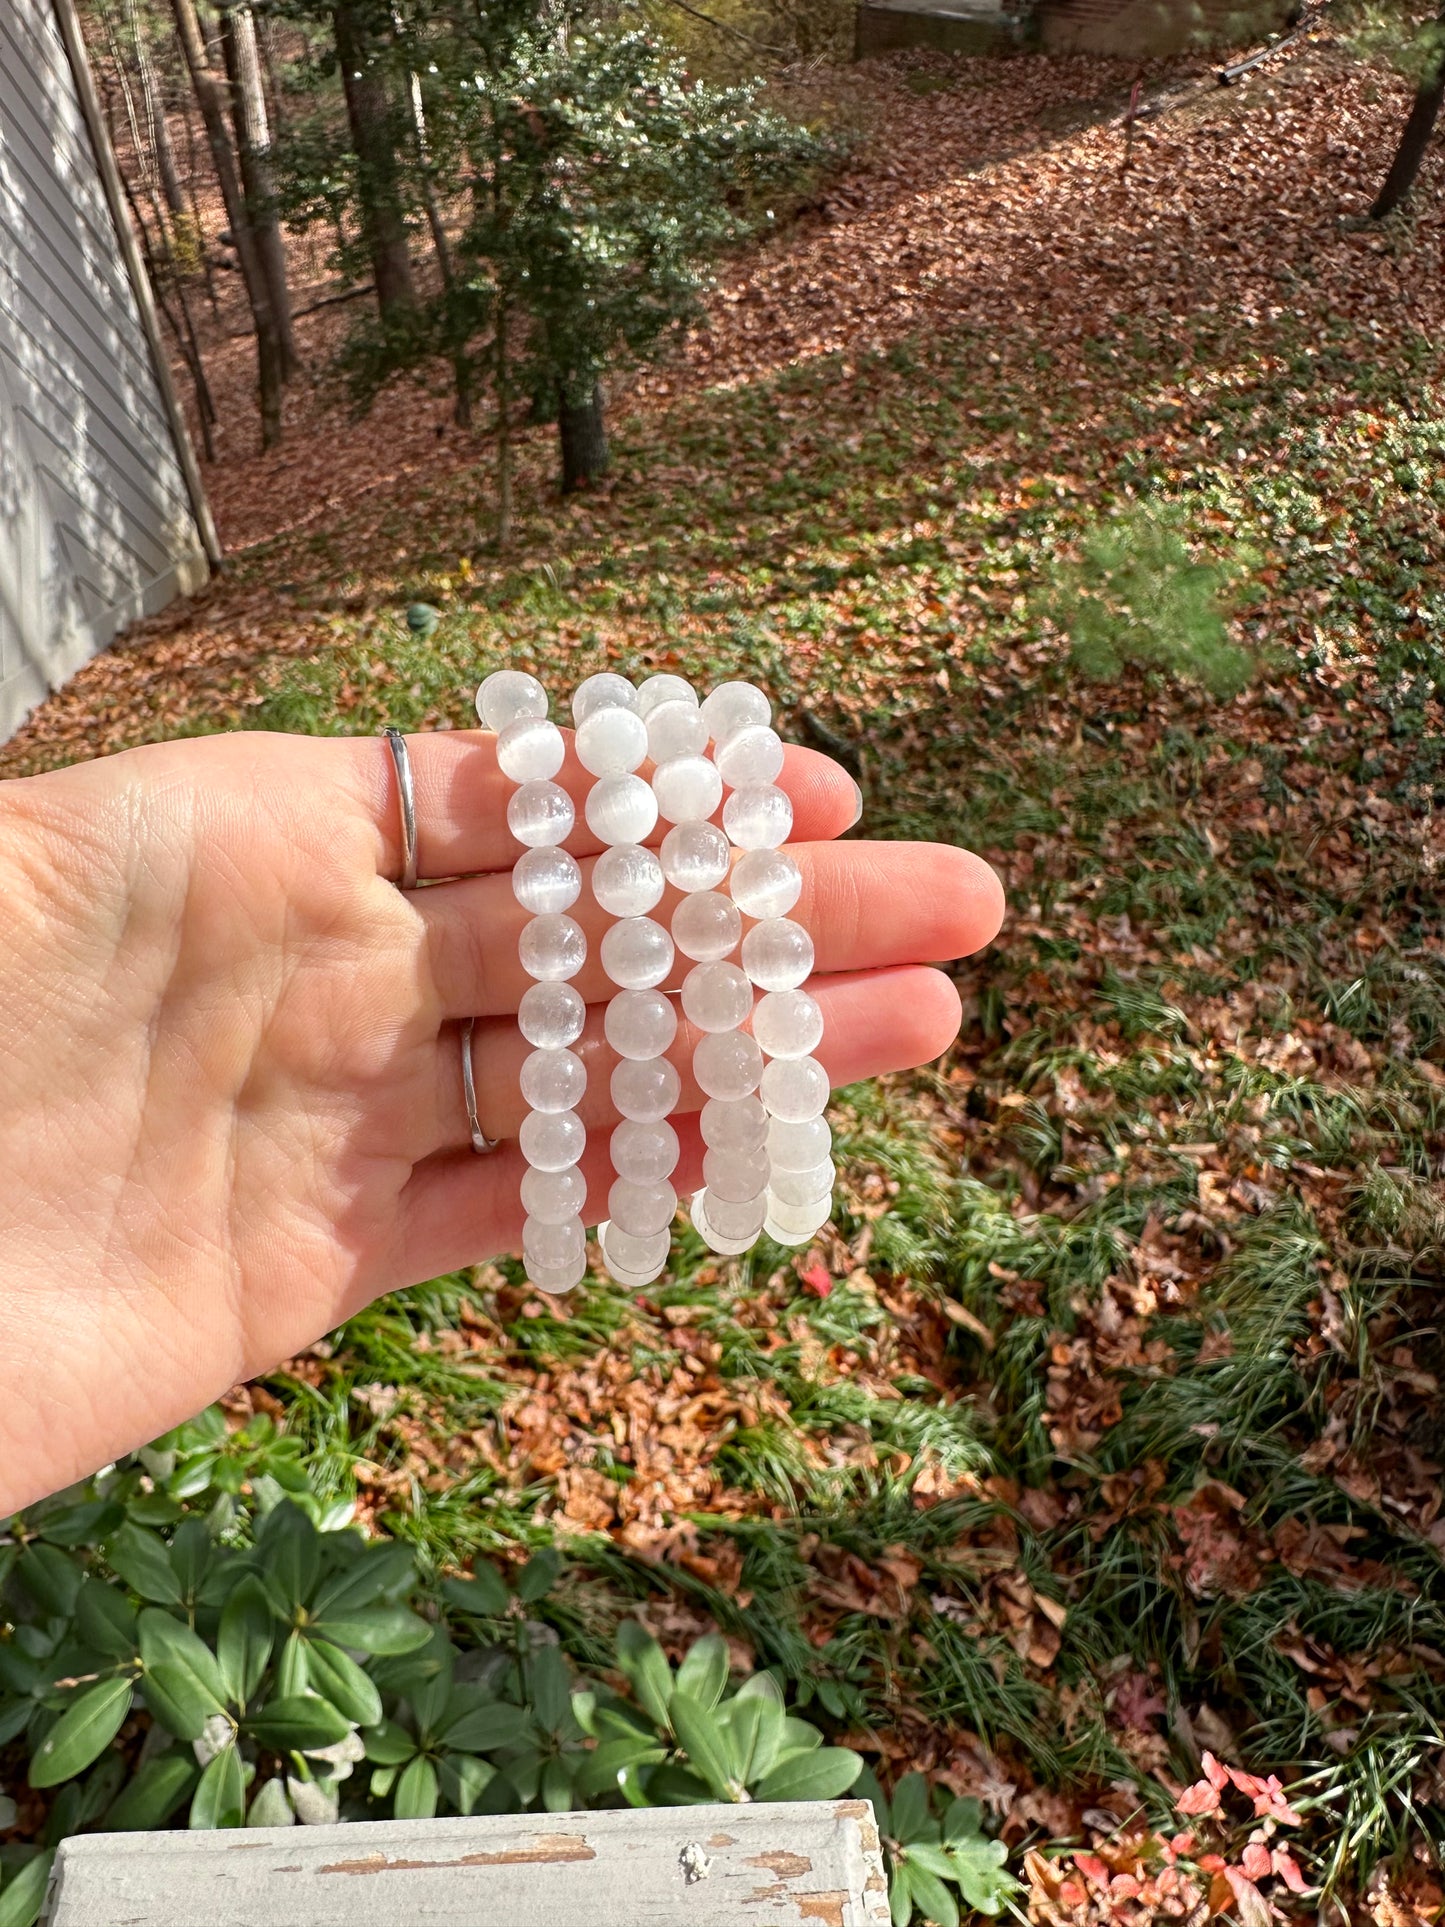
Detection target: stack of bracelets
<box><xmin>476</xmin><ymin>668</ymin><xmax>833</xmax><ymax>1295</ymax></box>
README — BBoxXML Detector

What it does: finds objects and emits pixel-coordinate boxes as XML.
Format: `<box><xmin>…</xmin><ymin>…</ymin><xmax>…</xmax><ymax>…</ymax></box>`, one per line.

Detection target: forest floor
<box><xmin>6</xmin><ymin>25</ymin><xmax>1445</xmax><ymax>1924</ymax></box>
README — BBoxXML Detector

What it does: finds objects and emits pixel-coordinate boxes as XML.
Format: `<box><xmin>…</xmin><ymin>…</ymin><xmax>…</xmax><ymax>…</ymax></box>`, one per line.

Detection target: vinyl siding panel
<box><xmin>0</xmin><ymin>0</ymin><xmax>210</xmax><ymax>744</ymax></box>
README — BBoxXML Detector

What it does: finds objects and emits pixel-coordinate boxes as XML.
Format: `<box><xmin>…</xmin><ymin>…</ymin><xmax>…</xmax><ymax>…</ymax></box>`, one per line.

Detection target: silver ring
<box><xmin>461</xmin><ymin>1018</ymin><xmax>499</xmax><ymax>1153</ymax></box>
<box><xmin>384</xmin><ymin>729</ymin><xmax>418</xmax><ymax>891</ymax></box>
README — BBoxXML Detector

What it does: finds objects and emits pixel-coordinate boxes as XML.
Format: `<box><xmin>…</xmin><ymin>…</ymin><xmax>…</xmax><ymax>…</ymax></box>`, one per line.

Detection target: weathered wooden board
<box><xmin>44</xmin><ymin>1798</ymin><xmax>892</xmax><ymax>1927</ymax></box>
<box><xmin>0</xmin><ymin>0</ymin><xmax>214</xmax><ymax>745</ymax></box>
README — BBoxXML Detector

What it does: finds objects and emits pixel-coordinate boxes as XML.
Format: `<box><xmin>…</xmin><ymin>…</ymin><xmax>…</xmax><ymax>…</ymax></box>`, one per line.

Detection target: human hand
<box><xmin>0</xmin><ymin>728</ymin><xmax>1003</xmax><ymax>1510</ymax></box>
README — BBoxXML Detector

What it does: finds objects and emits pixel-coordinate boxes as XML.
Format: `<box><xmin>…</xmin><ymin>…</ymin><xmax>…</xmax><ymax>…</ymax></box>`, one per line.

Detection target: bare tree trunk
<box><xmin>1372</xmin><ymin>8</ymin><xmax>1445</xmax><ymax>217</ymax></box>
<box><xmin>558</xmin><ymin>383</ymin><xmax>608</xmax><ymax>493</ymax></box>
<box><xmin>219</xmin><ymin>4</ymin><xmax>297</xmax><ymax>375</ymax></box>
<box><xmin>99</xmin><ymin>0</ymin><xmax>146</xmax><ymax>169</ymax></box>
<box><xmin>333</xmin><ymin>0</ymin><xmax>415</xmax><ymax>317</ymax></box>
<box><xmin>495</xmin><ymin>296</ymin><xmax>512</xmax><ymax>548</ymax></box>
<box><xmin>126</xmin><ymin>0</ymin><xmax>187</xmax><ymax>225</ymax></box>
<box><xmin>178</xmin><ymin>107</ymin><xmax>220</xmax><ymax>309</ymax></box>
<box><xmin>257</xmin><ymin>14</ymin><xmax>287</xmax><ymax>130</ymax></box>
<box><xmin>405</xmin><ymin>65</ymin><xmax>470</xmax><ymax>426</ymax></box>
<box><xmin>168</xmin><ymin>0</ymin><xmax>285</xmax><ymax>446</ymax></box>
<box><xmin>120</xmin><ymin>165</ymin><xmax>217</xmax><ymax>461</ymax></box>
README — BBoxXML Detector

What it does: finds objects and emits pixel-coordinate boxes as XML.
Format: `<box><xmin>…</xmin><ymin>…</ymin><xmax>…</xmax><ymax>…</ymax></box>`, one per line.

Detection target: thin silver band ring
<box><xmin>384</xmin><ymin>729</ymin><xmax>418</xmax><ymax>891</ymax></box>
<box><xmin>461</xmin><ymin>1018</ymin><xmax>499</xmax><ymax>1154</ymax></box>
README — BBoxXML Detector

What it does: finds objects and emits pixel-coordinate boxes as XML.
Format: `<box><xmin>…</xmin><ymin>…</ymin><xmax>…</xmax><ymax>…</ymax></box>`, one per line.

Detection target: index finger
<box><xmin>345</xmin><ymin>729</ymin><xmax>861</xmax><ymax>882</ymax></box>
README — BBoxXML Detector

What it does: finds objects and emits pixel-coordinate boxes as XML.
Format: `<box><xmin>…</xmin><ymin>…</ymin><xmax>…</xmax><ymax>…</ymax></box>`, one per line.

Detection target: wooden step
<box><xmin>43</xmin><ymin>1798</ymin><xmax>890</xmax><ymax>1927</ymax></box>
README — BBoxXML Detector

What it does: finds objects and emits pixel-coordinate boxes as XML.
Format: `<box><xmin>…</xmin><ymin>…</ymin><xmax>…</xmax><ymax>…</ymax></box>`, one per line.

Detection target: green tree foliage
<box><xmin>277</xmin><ymin>0</ymin><xmax>830</xmax><ymax>516</ymax></box>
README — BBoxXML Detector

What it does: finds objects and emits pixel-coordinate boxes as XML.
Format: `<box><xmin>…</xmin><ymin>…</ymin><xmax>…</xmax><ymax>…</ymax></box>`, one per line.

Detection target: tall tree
<box><xmin>219</xmin><ymin>2</ymin><xmax>298</xmax><ymax>372</ymax></box>
<box><xmin>121</xmin><ymin>0</ymin><xmax>188</xmax><ymax>228</ymax></box>
<box><xmin>1372</xmin><ymin>1</ymin><xmax>1445</xmax><ymax>215</ymax></box>
<box><xmin>169</xmin><ymin>0</ymin><xmax>288</xmax><ymax>444</ymax></box>
<box><xmin>331</xmin><ymin>0</ymin><xmax>415</xmax><ymax>316</ymax></box>
<box><xmin>319</xmin><ymin>4</ymin><xmax>827</xmax><ymax>518</ymax></box>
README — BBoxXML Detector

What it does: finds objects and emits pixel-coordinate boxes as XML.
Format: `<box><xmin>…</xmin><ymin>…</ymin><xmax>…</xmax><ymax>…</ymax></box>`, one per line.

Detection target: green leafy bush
<box><xmin>0</xmin><ymin>1409</ymin><xmax>1014</xmax><ymax>1926</ymax></box>
<box><xmin>1044</xmin><ymin>504</ymin><xmax>1260</xmax><ymax>697</ymax></box>
<box><xmin>857</xmin><ymin>1768</ymin><xmax>1017</xmax><ymax>1925</ymax></box>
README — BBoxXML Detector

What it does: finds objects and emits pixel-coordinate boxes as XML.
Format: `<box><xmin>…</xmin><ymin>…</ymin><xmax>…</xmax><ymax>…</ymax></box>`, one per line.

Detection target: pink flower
<box><xmin>1075</xmin><ymin>1853</ymin><xmax>1110</xmax><ymax>1887</ymax></box>
<box><xmin>1271</xmin><ymin>1848</ymin><xmax>1309</xmax><ymax>1894</ymax></box>
<box><xmin>1241</xmin><ymin>1840</ymin><xmax>1271</xmax><ymax>1879</ymax></box>
<box><xmin>1225</xmin><ymin>1765</ymin><xmax>1302</xmax><ymax>1825</ymax></box>
<box><xmin>1176</xmin><ymin>1779</ymin><xmax>1222</xmax><ymax>1816</ymax></box>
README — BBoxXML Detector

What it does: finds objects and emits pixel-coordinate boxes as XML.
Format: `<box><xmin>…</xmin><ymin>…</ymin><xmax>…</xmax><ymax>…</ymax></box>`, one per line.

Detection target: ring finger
<box><xmin>426</xmin><ymin>965</ymin><xmax>964</xmax><ymax>1157</ymax></box>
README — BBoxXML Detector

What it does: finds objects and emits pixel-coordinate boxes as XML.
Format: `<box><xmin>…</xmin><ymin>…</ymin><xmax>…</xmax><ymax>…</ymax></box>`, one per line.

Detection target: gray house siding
<box><xmin>0</xmin><ymin>0</ymin><xmax>215</xmax><ymax>746</ymax></box>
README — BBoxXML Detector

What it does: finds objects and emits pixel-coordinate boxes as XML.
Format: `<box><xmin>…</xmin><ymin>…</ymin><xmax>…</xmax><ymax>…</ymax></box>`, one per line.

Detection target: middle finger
<box><xmin>418</xmin><ymin>839</ymin><xmax>1001</xmax><ymax>1018</ymax></box>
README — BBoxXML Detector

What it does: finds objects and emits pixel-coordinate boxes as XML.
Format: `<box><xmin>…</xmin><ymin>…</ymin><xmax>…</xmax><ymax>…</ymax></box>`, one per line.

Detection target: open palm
<box><xmin>0</xmin><ymin>728</ymin><xmax>1003</xmax><ymax>1509</ymax></box>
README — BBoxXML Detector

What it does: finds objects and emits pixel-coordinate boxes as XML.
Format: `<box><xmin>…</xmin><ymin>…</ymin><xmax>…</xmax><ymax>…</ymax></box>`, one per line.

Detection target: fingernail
<box><xmin>847</xmin><ymin>779</ymin><xmax>863</xmax><ymax>829</ymax></box>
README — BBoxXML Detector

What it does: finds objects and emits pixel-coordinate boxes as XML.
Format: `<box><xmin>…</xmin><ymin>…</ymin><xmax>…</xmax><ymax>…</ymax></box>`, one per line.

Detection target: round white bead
<box><xmin>767</xmin><ymin>1115</ymin><xmax>832</xmax><ymax>1171</ymax></box>
<box><xmin>513</xmin><ymin>846</ymin><xmax>582</xmax><ymax>915</ymax></box>
<box><xmin>692</xmin><ymin>1029</ymin><xmax>763</xmax><ymax>1100</ymax></box>
<box><xmin>523</xmin><ymin>1215</ymin><xmax>584</xmax><ymax>1271</ymax></box>
<box><xmin>600</xmin><ymin>916</ymin><xmax>674</xmax><ymax>990</ymax></box>
<box><xmin>612</xmin><ymin>1055</ymin><xmax>682</xmax><ymax>1121</ymax></box>
<box><xmin>636</xmin><ymin>674</ymin><xmax>698</xmax><ymax>717</ymax></box>
<box><xmin>527</xmin><ymin>1252</ymin><xmax>587</xmax><ymax>1294</ymax></box>
<box><xmin>716</xmin><ymin>724</ymin><xmax>784</xmax><ymax>789</ymax></box>
<box><xmin>741</xmin><ymin>918</ymin><xmax>814</xmax><ymax>991</ymax></box>
<box><xmin>646</xmin><ymin>700</ymin><xmax>708</xmax><ymax>765</ymax></box>
<box><xmin>760</xmin><ymin>1055</ymin><xmax>828</xmax><ymax>1122</ymax></box>
<box><xmin>604</xmin><ymin>989</ymin><xmax>678</xmax><ymax>1060</ymax></box>
<box><xmin>681</xmin><ymin>961</ymin><xmax>752</xmax><ymax>1033</ymax></box>
<box><xmin>497</xmin><ymin>715</ymin><xmax>564</xmax><ymax>783</ymax></box>
<box><xmin>592</xmin><ymin>843</ymin><xmax>664</xmax><ymax>917</ymax></box>
<box><xmin>700</xmin><ymin>1095</ymin><xmax>767</xmax><ymax>1152</ymax></box>
<box><xmin>700</xmin><ymin>681</ymin><xmax>770</xmax><ymax>744</ymax></box>
<box><xmin>703</xmin><ymin>1146</ymin><xmax>769</xmax><ymax>1203</ymax></box>
<box><xmin>576</xmin><ymin>705</ymin><xmax>648</xmax><ymax>776</ymax></box>
<box><xmin>601</xmin><ymin>1254</ymin><xmax>667</xmax><ymax>1288</ymax></box>
<box><xmin>730</xmin><ymin>848</ymin><xmax>802</xmax><ymax>919</ymax></box>
<box><xmin>519</xmin><ymin>1108</ymin><xmax>585</xmax><ymax>1171</ymax></box>
<box><xmin>702</xmin><ymin>1189</ymin><xmax>768</xmax><ymax>1241</ymax></box>
<box><xmin>689</xmin><ymin>1189</ymin><xmax>757</xmax><ymax>1256</ymax></box>
<box><xmin>723</xmin><ymin>784</ymin><xmax>792</xmax><ymax>851</ymax></box>
<box><xmin>672</xmin><ymin>891</ymin><xmax>741</xmax><ymax>963</ymax></box>
<box><xmin>518</xmin><ymin>981</ymin><xmax>586</xmax><ymax>1049</ymax></box>
<box><xmin>769</xmin><ymin>1159</ymin><xmax>835</xmax><ymax>1207</ymax></box>
<box><xmin>760</xmin><ymin>1217</ymin><xmax>811</xmax><ymax>1249</ymax></box>
<box><xmin>477</xmin><ymin>669</ymin><xmax>547</xmax><ymax>733</ymax></box>
<box><xmin>586</xmin><ymin>774</ymin><xmax>658</xmax><ymax>846</ymax></box>
<box><xmin>752</xmin><ymin>989</ymin><xmax>824</xmax><ymax>1060</ymax></box>
<box><xmin>572</xmin><ymin>672</ymin><xmax>637</xmax><ymax>724</ymax></box>
<box><xmin>660</xmin><ymin>822</ymin><xmax>730</xmax><ymax>893</ymax></box>
<box><xmin>766</xmin><ymin>1192</ymin><xmax>832</xmax><ymax>1237</ymax></box>
<box><xmin>509</xmin><ymin>780</ymin><xmax>575</xmax><ymax>849</ymax></box>
<box><xmin>608</xmin><ymin>1178</ymin><xmax>677</xmax><ymax>1238</ymax></box>
<box><xmin>519</xmin><ymin>1047</ymin><xmax>586</xmax><ymax>1113</ymax></box>
<box><xmin>652</xmin><ymin>755</ymin><xmax>723</xmax><ymax>826</ymax></box>
<box><xmin>518</xmin><ymin>913</ymin><xmax>586</xmax><ymax>983</ymax></box>
<box><xmin>521</xmin><ymin>1164</ymin><xmax>588</xmax><ymax>1223</ymax></box>
<box><xmin>611</xmin><ymin>1119</ymin><xmax>680</xmax><ymax>1183</ymax></box>
<box><xmin>600</xmin><ymin>1220</ymin><xmax>671</xmax><ymax>1280</ymax></box>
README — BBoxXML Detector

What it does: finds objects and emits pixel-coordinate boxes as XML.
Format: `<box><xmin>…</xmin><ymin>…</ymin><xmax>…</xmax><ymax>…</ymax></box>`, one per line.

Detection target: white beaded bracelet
<box><xmin>477</xmin><ymin>670</ymin><xmax>589</xmax><ymax>1295</ymax></box>
<box><xmin>682</xmin><ymin>684</ymin><xmax>772</xmax><ymax>1256</ymax></box>
<box><xmin>568</xmin><ymin>671</ymin><xmax>684</xmax><ymax>1291</ymax></box>
<box><xmin>476</xmin><ymin>666</ymin><xmax>832</xmax><ymax>1294</ymax></box>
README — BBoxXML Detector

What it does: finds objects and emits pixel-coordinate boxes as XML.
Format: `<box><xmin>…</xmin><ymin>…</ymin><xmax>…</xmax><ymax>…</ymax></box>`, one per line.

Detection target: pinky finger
<box><xmin>394</xmin><ymin>962</ymin><xmax>963</xmax><ymax>1284</ymax></box>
